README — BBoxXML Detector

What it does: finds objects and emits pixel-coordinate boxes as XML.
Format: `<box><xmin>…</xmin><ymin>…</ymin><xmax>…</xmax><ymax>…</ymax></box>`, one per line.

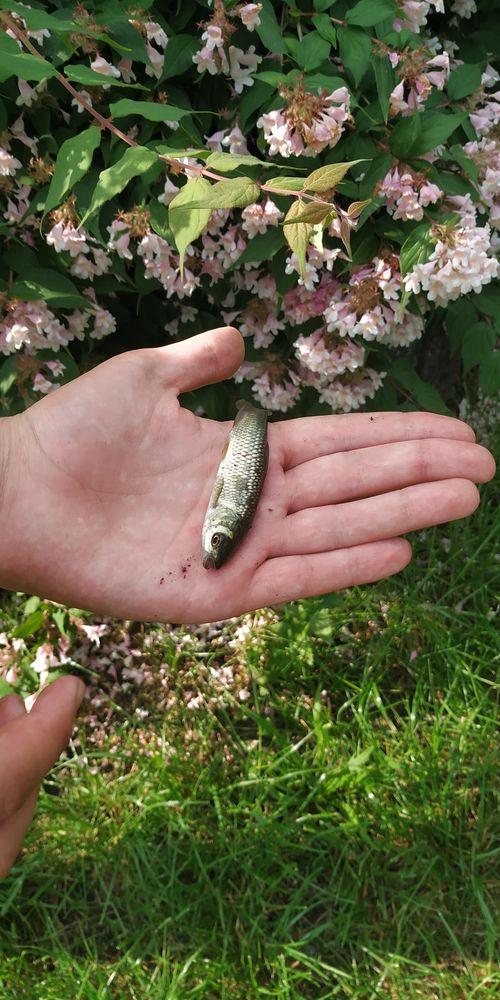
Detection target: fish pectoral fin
<box><xmin>206</xmin><ymin>471</ymin><xmax>224</xmax><ymax>512</ymax></box>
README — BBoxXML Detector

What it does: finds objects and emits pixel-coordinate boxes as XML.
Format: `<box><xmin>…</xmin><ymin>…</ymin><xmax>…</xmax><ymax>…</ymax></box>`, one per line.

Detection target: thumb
<box><xmin>159</xmin><ymin>326</ymin><xmax>245</xmax><ymax>394</ymax></box>
<box><xmin>0</xmin><ymin>676</ymin><xmax>85</xmax><ymax>822</ymax></box>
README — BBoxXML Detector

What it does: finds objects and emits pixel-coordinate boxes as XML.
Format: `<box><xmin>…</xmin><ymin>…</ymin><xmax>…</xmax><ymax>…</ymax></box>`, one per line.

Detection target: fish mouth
<box><xmin>202</xmin><ymin>551</ymin><xmax>217</xmax><ymax>570</ymax></box>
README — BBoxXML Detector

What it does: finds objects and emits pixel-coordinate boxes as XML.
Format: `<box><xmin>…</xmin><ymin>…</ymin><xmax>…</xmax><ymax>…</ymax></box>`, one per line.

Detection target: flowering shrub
<box><xmin>0</xmin><ymin>0</ymin><xmax>498</xmax><ymax>417</ymax></box>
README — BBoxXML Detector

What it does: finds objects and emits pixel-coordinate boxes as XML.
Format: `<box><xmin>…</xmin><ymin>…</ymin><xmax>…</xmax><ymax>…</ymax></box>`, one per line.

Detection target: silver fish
<box><xmin>202</xmin><ymin>400</ymin><xmax>268</xmax><ymax>570</ymax></box>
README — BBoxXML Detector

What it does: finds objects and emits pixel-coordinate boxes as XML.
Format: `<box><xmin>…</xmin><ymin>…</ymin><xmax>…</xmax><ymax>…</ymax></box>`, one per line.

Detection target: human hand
<box><xmin>0</xmin><ymin>676</ymin><xmax>85</xmax><ymax>879</ymax></box>
<box><xmin>0</xmin><ymin>327</ymin><xmax>495</xmax><ymax>622</ymax></box>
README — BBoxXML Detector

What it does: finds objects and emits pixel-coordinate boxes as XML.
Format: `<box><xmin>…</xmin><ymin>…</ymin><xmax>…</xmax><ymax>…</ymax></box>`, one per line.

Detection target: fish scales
<box><xmin>202</xmin><ymin>402</ymin><xmax>268</xmax><ymax>569</ymax></box>
<box><xmin>220</xmin><ymin>407</ymin><xmax>268</xmax><ymax>522</ymax></box>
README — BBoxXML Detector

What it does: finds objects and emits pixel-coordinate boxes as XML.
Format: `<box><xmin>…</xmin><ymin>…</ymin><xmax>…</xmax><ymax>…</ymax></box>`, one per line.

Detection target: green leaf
<box><xmin>410</xmin><ymin>112</ymin><xmax>467</xmax><ymax>156</ymax></box>
<box><xmin>205</xmin><ymin>152</ymin><xmax>269</xmax><ymax>172</ymax></box>
<box><xmin>0</xmin><ymin>678</ymin><xmax>14</xmax><ymax>697</ymax></box>
<box><xmin>255</xmin><ymin>0</ymin><xmax>288</xmax><ymax>54</ymax></box>
<box><xmin>390</xmin><ymin>113</ymin><xmax>422</xmax><ymax>157</ymax></box>
<box><xmin>10</xmin><ymin>269</ymin><xmax>89</xmax><ymax>309</ymax></box>
<box><xmin>297</xmin><ymin>33</ymin><xmax>331</xmax><ymax>71</ymax></box>
<box><xmin>390</xmin><ymin>360</ymin><xmax>450</xmax><ymax>414</ymax></box>
<box><xmin>64</xmin><ymin>64</ymin><xmax>146</xmax><ymax>89</ymax></box>
<box><xmin>314</xmin><ymin>0</ymin><xmax>336</xmax><ymax>10</ymax></box>
<box><xmin>0</xmin><ymin>33</ymin><xmax>57</xmax><ymax>82</ymax></box>
<box><xmin>81</xmin><ymin>146</ymin><xmax>158</xmax><ymax>224</ymax></box>
<box><xmin>400</xmin><ymin>224</ymin><xmax>436</xmax><ymax>277</ymax></box>
<box><xmin>346</xmin><ymin>0</ymin><xmax>397</xmax><ymax>27</ymax></box>
<box><xmin>305</xmin><ymin>160</ymin><xmax>367</xmax><ymax>193</ymax></box>
<box><xmin>267</xmin><ymin>176</ymin><xmax>306</xmax><ymax>191</ymax></box>
<box><xmin>234</xmin><ymin>228</ymin><xmax>285</xmax><ymax>266</ymax></box>
<box><xmin>44</xmin><ymin>126</ymin><xmax>101</xmax><ymax>217</ymax></box>
<box><xmin>109</xmin><ymin>99</ymin><xmax>192</xmax><ymax>122</ymax></box>
<box><xmin>282</xmin><ymin>201</ymin><xmax>334</xmax><ymax>225</ymax></box>
<box><xmin>0</xmin><ymin>357</ymin><xmax>17</xmax><ymax>396</ymax></box>
<box><xmin>313</xmin><ymin>14</ymin><xmax>337</xmax><ymax>46</ymax></box>
<box><xmin>373</xmin><ymin>54</ymin><xmax>395</xmax><ymax>123</ymax></box>
<box><xmin>461</xmin><ymin>323</ymin><xmax>496</xmax><ymax>375</ymax></box>
<box><xmin>187</xmin><ymin>178</ymin><xmax>261</xmax><ymax>210</ymax></box>
<box><xmin>447</xmin><ymin>64</ymin><xmax>482</xmax><ymax>101</ymax></box>
<box><xmin>253</xmin><ymin>71</ymin><xmax>288</xmax><ymax>87</ymax></box>
<box><xmin>282</xmin><ymin>200</ymin><xmax>314</xmax><ymax>277</ymax></box>
<box><xmin>338</xmin><ymin>26</ymin><xmax>372</xmax><ymax>86</ymax></box>
<box><xmin>168</xmin><ymin>176</ymin><xmax>212</xmax><ymax>273</ymax></box>
<box><xmin>303</xmin><ymin>72</ymin><xmax>348</xmax><ymax>92</ymax></box>
<box><xmin>160</xmin><ymin>34</ymin><xmax>200</xmax><ymax>81</ymax></box>
<box><xmin>474</xmin><ymin>285</ymin><xmax>500</xmax><ymax>318</ymax></box>
<box><xmin>239</xmin><ymin>78</ymin><xmax>273</xmax><ymax>131</ymax></box>
<box><xmin>479</xmin><ymin>351</ymin><xmax>500</xmax><ymax>396</ymax></box>
<box><xmin>13</xmin><ymin>610</ymin><xmax>46</xmax><ymax>640</ymax></box>
<box><xmin>444</xmin><ymin>299</ymin><xmax>478</xmax><ymax>352</ymax></box>
<box><xmin>358</xmin><ymin>152</ymin><xmax>393</xmax><ymax>198</ymax></box>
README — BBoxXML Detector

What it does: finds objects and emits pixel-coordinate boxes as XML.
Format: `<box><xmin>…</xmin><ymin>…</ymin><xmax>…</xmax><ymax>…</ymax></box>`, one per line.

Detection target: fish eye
<box><xmin>211</xmin><ymin>532</ymin><xmax>222</xmax><ymax>547</ymax></box>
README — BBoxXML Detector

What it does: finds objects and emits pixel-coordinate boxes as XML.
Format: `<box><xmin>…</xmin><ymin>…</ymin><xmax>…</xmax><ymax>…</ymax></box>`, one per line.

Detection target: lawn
<box><xmin>0</xmin><ymin>411</ymin><xmax>498</xmax><ymax>999</ymax></box>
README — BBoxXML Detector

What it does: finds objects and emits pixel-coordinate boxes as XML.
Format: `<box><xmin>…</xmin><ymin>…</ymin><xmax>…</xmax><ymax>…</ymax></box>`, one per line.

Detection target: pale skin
<box><xmin>0</xmin><ymin>325</ymin><xmax>495</xmax><ymax>877</ymax></box>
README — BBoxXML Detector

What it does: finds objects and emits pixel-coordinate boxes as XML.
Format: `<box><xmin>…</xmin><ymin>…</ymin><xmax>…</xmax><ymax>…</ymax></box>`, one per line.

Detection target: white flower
<box><xmin>71</xmin><ymin>89</ymin><xmax>92</xmax><ymax>113</ymax></box>
<box><xmin>16</xmin><ymin>80</ymin><xmax>37</xmax><ymax>107</ymax></box>
<box><xmin>144</xmin><ymin>21</ymin><xmax>168</xmax><ymax>48</ymax></box>
<box><xmin>451</xmin><ymin>0</ymin><xmax>477</xmax><ymax>16</ymax></box>
<box><xmin>145</xmin><ymin>42</ymin><xmax>164</xmax><ymax>79</ymax></box>
<box><xmin>90</xmin><ymin>55</ymin><xmax>121</xmax><ymax>86</ymax></box>
<box><xmin>239</xmin><ymin>4</ymin><xmax>263</xmax><ymax>30</ymax></box>
<box><xmin>228</xmin><ymin>45</ymin><xmax>262</xmax><ymax>93</ymax></box>
<box><xmin>9</xmin><ymin>115</ymin><xmax>38</xmax><ymax>154</ymax></box>
<box><xmin>46</xmin><ymin>222</ymin><xmax>89</xmax><ymax>257</ymax></box>
<box><xmin>0</xmin><ymin>146</ymin><xmax>22</xmax><ymax>176</ymax></box>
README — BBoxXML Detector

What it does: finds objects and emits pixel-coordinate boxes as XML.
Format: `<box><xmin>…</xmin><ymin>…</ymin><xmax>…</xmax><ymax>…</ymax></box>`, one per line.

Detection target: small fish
<box><xmin>202</xmin><ymin>400</ymin><xmax>269</xmax><ymax>570</ymax></box>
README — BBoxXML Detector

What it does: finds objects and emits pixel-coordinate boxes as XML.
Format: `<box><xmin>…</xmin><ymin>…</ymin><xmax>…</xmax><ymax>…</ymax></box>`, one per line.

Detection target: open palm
<box><xmin>2</xmin><ymin>326</ymin><xmax>494</xmax><ymax>623</ymax></box>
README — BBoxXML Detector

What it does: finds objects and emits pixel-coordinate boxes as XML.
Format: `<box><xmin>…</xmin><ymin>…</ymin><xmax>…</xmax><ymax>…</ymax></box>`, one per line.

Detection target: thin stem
<box><xmin>0</xmin><ymin>14</ymin><xmax>339</xmax><ymax>214</ymax></box>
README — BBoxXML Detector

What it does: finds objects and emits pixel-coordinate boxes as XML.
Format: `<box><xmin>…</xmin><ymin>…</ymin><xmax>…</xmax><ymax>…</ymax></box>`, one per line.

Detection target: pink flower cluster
<box><xmin>258</xmin><ymin>87</ymin><xmax>351</xmax><ymax>158</ymax></box>
<box><xmin>469</xmin><ymin>67</ymin><xmax>500</xmax><ymax>136</ymax></box>
<box><xmin>393</xmin><ymin>1</ymin><xmax>444</xmax><ymax>33</ymax></box>
<box><xmin>241</xmin><ymin>199</ymin><xmax>283</xmax><ymax>237</ymax></box>
<box><xmin>235</xmin><ymin>362</ymin><xmax>302</xmax><ymax>412</ymax></box>
<box><xmin>0</xmin><ymin>297</ymin><xmax>115</xmax><ymax>356</ymax></box>
<box><xmin>404</xmin><ymin>222</ymin><xmax>499</xmax><ymax>305</ymax></box>
<box><xmin>463</xmin><ymin>138</ymin><xmax>500</xmax><ymax>230</ymax></box>
<box><xmin>378</xmin><ymin>167</ymin><xmax>443</xmax><ymax>221</ymax></box>
<box><xmin>389</xmin><ymin>52</ymin><xmax>449</xmax><ymax>116</ymax></box>
<box><xmin>193</xmin><ymin>24</ymin><xmax>261</xmax><ymax>93</ymax></box>
<box><xmin>324</xmin><ymin>257</ymin><xmax>425</xmax><ymax>348</ymax></box>
<box><xmin>137</xmin><ymin>232</ymin><xmax>200</xmax><ymax>298</ymax></box>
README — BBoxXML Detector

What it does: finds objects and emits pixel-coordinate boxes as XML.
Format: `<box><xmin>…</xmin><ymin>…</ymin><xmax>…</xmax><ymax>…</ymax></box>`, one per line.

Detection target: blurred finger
<box><xmin>0</xmin><ymin>695</ymin><xmax>37</xmax><ymax>881</ymax></box>
<box><xmin>274</xmin><ymin>412</ymin><xmax>476</xmax><ymax>471</ymax></box>
<box><xmin>273</xmin><ymin>479</ymin><xmax>479</xmax><ymax>557</ymax></box>
<box><xmin>0</xmin><ymin>676</ymin><xmax>85</xmax><ymax>823</ymax></box>
<box><xmin>286</xmin><ymin>439</ymin><xmax>495</xmax><ymax>513</ymax></box>
<box><xmin>0</xmin><ymin>693</ymin><xmax>27</xmax><ymax>726</ymax></box>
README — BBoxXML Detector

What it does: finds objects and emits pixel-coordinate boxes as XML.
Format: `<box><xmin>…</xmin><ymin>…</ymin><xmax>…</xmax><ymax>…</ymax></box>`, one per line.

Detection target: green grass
<box><xmin>0</xmin><ymin>440</ymin><xmax>499</xmax><ymax>998</ymax></box>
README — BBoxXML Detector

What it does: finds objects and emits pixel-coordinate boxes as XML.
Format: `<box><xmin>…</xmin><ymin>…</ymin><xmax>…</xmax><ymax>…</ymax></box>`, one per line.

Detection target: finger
<box><xmin>0</xmin><ymin>787</ymin><xmax>38</xmax><ymax>880</ymax></box>
<box><xmin>160</xmin><ymin>327</ymin><xmax>245</xmax><ymax>394</ymax></box>
<box><xmin>0</xmin><ymin>676</ymin><xmax>85</xmax><ymax>823</ymax></box>
<box><xmin>248</xmin><ymin>538</ymin><xmax>412</xmax><ymax>607</ymax></box>
<box><xmin>274</xmin><ymin>411</ymin><xmax>477</xmax><ymax>471</ymax></box>
<box><xmin>273</xmin><ymin>479</ymin><xmax>479</xmax><ymax>558</ymax></box>
<box><xmin>0</xmin><ymin>693</ymin><xmax>27</xmax><ymax>726</ymax></box>
<box><xmin>0</xmin><ymin>695</ymin><xmax>37</xmax><ymax>881</ymax></box>
<box><xmin>286</xmin><ymin>439</ymin><xmax>495</xmax><ymax>513</ymax></box>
